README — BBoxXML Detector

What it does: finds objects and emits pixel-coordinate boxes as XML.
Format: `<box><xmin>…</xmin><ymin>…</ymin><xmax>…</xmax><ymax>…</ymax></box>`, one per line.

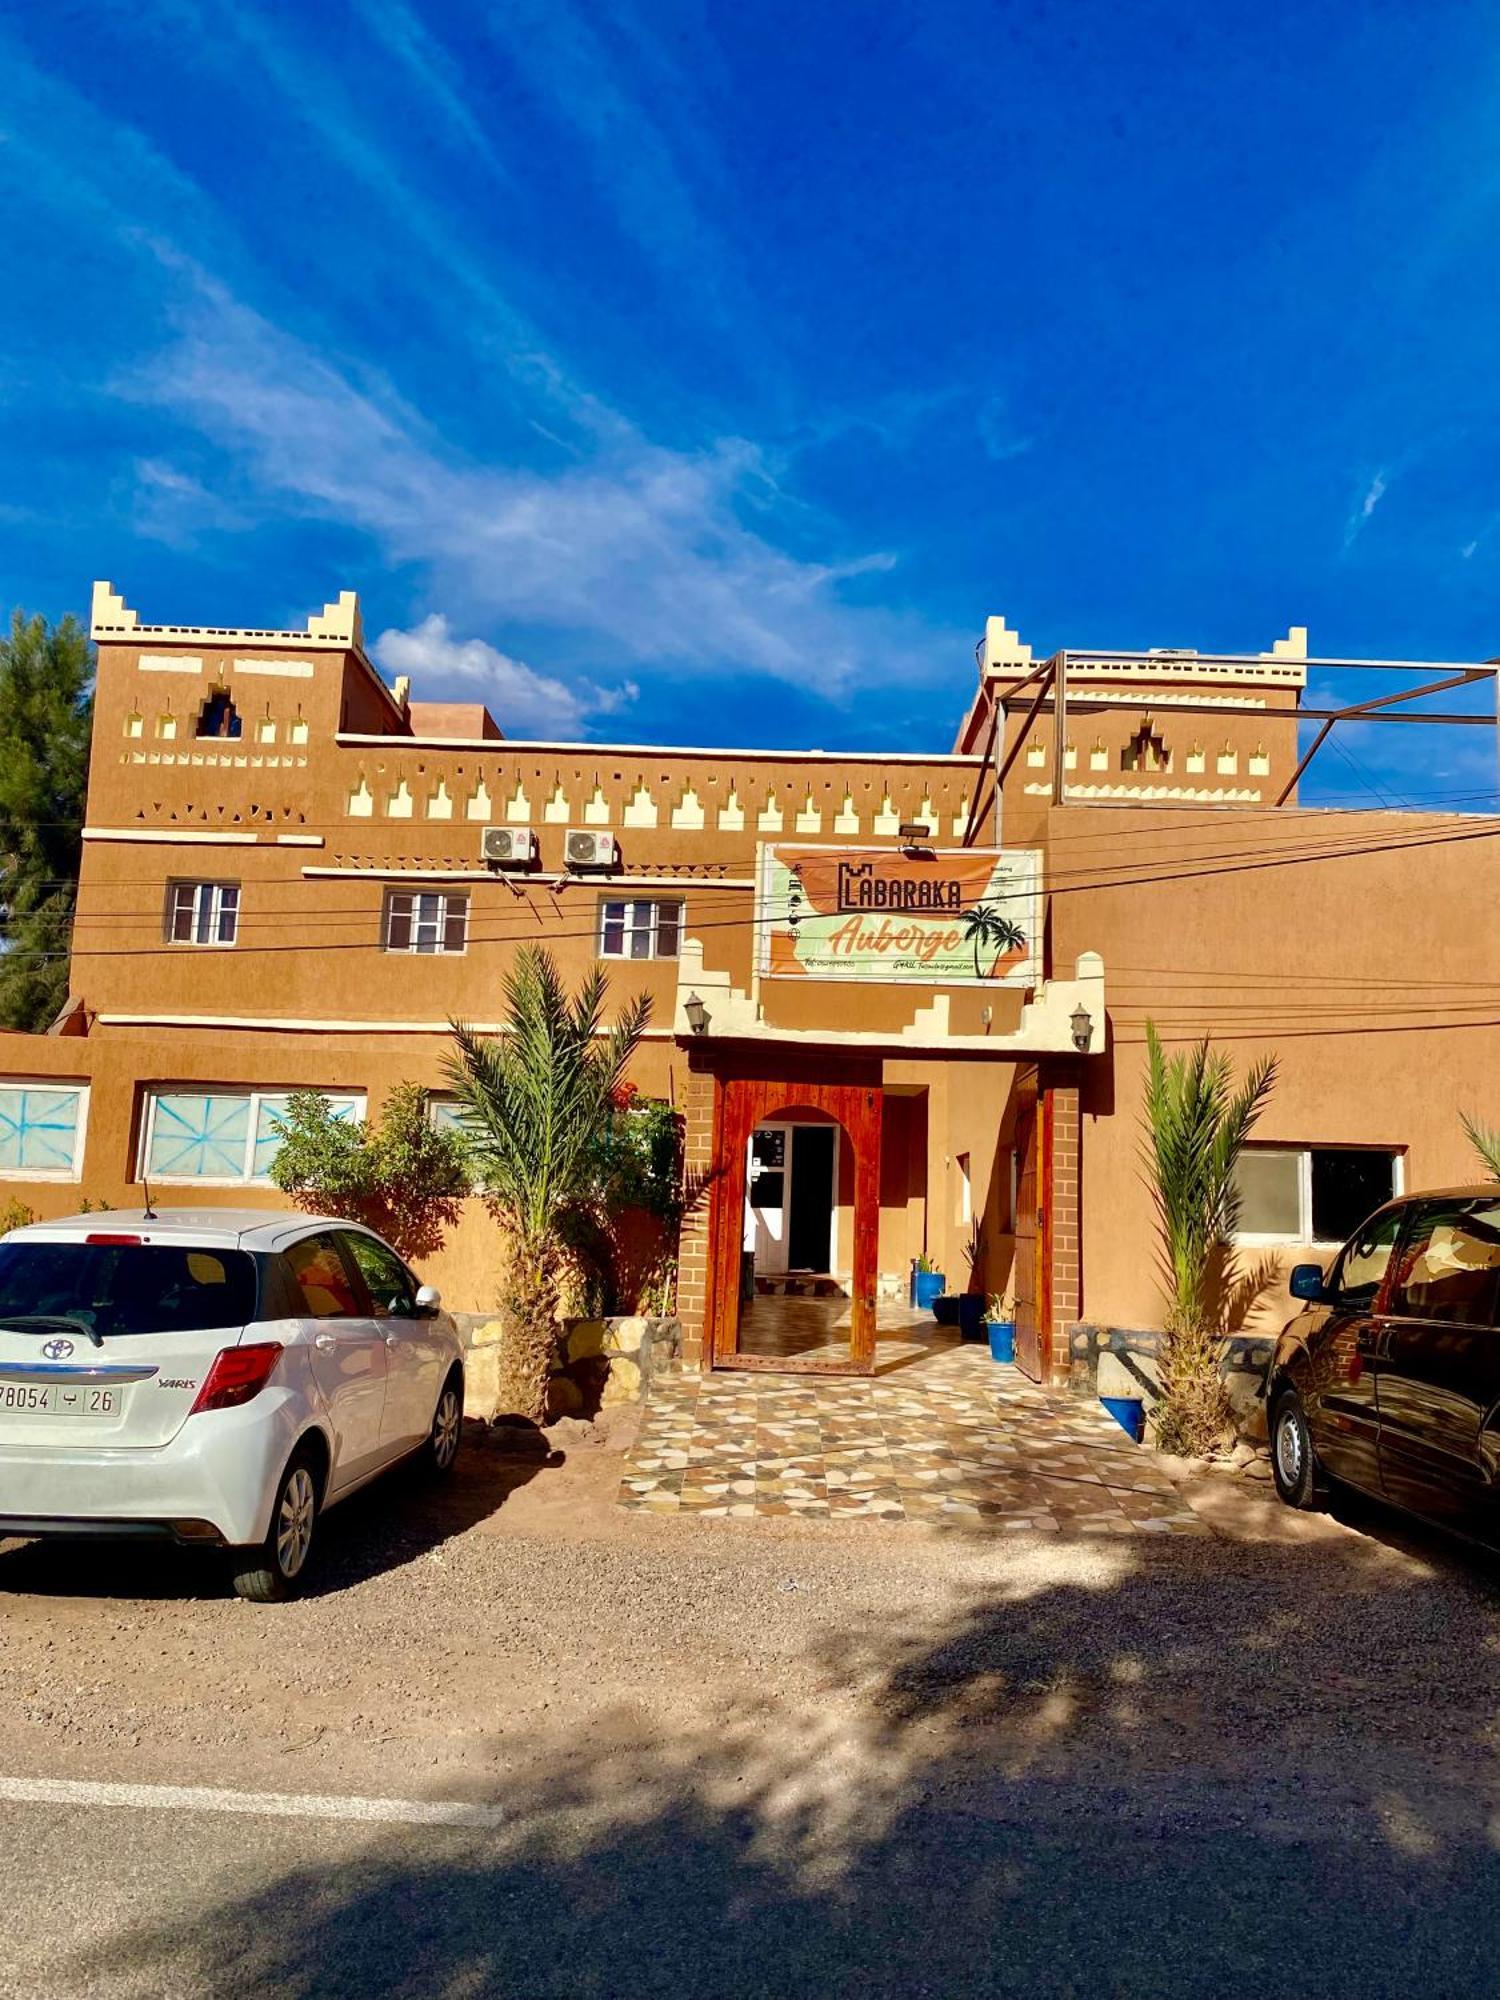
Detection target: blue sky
<box><xmin>4</xmin><ymin>0</ymin><xmax>1500</xmax><ymax>799</ymax></box>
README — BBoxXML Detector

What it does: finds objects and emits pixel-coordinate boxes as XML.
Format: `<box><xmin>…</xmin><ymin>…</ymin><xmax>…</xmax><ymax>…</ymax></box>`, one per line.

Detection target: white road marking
<box><xmin>0</xmin><ymin>1775</ymin><xmax>505</xmax><ymax>1828</ymax></box>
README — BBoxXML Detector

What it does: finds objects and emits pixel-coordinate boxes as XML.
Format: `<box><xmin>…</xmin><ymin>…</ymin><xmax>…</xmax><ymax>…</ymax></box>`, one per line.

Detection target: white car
<box><xmin>0</xmin><ymin>1209</ymin><xmax>465</xmax><ymax>1600</ymax></box>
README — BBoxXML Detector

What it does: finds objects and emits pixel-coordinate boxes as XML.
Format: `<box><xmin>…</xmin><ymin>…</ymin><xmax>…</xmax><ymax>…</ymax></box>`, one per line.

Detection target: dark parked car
<box><xmin>1266</xmin><ymin>1185</ymin><xmax>1500</xmax><ymax>1537</ymax></box>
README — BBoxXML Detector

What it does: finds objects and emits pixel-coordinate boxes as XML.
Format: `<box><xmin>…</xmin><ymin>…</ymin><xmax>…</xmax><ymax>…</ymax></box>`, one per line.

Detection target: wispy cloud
<box><xmin>350</xmin><ymin>0</ymin><xmax>510</xmax><ymax>178</ymax></box>
<box><xmin>480</xmin><ymin>0</ymin><xmax>747</xmax><ymax>328</ymax></box>
<box><xmin>1343</xmin><ymin>467</ymin><xmax>1389</xmax><ymax>549</ymax></box>
<box><xmin>120</xmin><ymin>264</ymin><xmax>939</xmax><ymax>697</ymax></box>
<box><xmin>3</xmin><ymin>13</ymin><xmax>956</xmax><ymax>722</ymax></box>
<box><xmin>128</xmin><ymin>457</ymin><xmax>248</xmax><ymax>544</ymax></box>
<box><xmin>374</xmin><ymin>614</ymin><xmax>635</xmax><ymax>736</ymax></box>
<box><xmin>977</xmin><ymin>393</ymin><xmax>1036</xmax><ymax>465</ymax></box>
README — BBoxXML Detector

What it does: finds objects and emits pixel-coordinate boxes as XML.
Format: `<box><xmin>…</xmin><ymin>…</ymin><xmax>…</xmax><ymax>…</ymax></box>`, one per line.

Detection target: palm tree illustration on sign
<box><xmin>960</xmin><ymin>902</ymin><xmax>1027</xmax><ymax>978</ymax></box>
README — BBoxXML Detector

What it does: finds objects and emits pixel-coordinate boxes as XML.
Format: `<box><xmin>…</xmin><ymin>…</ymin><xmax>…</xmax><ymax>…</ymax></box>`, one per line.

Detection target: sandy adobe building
<box><xmin>1</xmin><ymin>583</ymin><xmax>1496</xmax><ymax>1383</ymax></box>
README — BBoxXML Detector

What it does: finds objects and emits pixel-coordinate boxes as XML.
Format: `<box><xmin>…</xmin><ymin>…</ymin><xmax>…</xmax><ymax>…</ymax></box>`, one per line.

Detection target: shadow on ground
<box><xmin>0</xmin><ymin>1420</ymin><xmax>554</xmax><ymax>1601</ymax></box>
<box><xmin>61</xmin><ymin>1505</ymin><xmax>1500</xmax><ymax>1998</ymax></box>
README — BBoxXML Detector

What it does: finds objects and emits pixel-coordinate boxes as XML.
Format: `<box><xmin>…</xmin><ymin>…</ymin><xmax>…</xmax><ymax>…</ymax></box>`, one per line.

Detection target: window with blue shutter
<box><xmin>0</xmin><ymin>1085</ymin><xmax>86</xmax><ymax>1178</ymax></box>
<box><xmin>144</xmin><ymin>1089</ymin><xmax>364</xmax><ymax>1184</ymax></box>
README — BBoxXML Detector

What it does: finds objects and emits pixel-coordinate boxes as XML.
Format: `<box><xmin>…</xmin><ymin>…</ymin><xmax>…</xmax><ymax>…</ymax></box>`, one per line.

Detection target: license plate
<box><xmin>0</xmin><ymin>1382</ymin><xmax>121</xmax><ymax>1419</ymax></box>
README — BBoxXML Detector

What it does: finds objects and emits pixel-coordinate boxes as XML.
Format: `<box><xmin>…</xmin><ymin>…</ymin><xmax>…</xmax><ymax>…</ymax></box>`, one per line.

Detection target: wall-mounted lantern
<box><xmin>684</xmin><ymin>992</ymin><xmax>710</xmax><ymax>1036</ymax></box>
<box><xmin>1070</xmin><ymin>1003</ymin><xmax>1093</xmax><ymax>1053</ymax></box>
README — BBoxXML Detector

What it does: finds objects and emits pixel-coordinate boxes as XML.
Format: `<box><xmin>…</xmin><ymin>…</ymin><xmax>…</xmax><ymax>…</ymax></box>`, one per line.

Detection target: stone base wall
<box><xmin>454</xmin><ymin>1311</ymin><xmax>681</xmax><ymax>1422</ymax></box>
<box><xmin>1066</xmin><ymin>1322</ymin><xmax>1274</xmax><ymax>1440</ymax></box>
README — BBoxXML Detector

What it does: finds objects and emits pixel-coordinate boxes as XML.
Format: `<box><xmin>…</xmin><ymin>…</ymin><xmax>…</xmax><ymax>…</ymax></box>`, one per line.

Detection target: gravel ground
<box><xmin>2</xmin><ymin>1418</ymin><xmax>1500</xmax><ymax>1996</ymax></box>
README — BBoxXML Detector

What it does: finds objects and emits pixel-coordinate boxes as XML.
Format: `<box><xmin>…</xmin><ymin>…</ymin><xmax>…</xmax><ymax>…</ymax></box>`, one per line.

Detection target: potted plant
<box><xmin>912</xmin><ymin>1253</ymin><xmax>946</xmax><ymax>1313</ymax></box>
<box><xmin>985</xmin><ymin>1292</ymin><xmax>1016</xmax><ymax>1364</ymax></box>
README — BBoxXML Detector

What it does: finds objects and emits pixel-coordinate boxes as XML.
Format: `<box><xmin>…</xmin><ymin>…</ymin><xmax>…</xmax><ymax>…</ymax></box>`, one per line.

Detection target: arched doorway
<box><xmin>704</xmin><ymin>1065</ymin><xmax>882</xmax><ymax>1375</ymax></box>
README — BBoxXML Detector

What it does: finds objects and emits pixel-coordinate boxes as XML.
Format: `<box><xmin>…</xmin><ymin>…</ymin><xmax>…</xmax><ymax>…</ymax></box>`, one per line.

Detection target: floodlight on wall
<box><xmin>684</xmin><ymin>992</ymin><xmax>710</xmax><ymax>1035</ymax></box>
<box><xmin>898</xmin><ymin>821</ymin><xmax>932</xmax><ymax>843</ymax></box>
<box><xmin>1070</xmin><ymin>1004</ymin><xmax>1094</xmax><ymax>1054</ymax></box>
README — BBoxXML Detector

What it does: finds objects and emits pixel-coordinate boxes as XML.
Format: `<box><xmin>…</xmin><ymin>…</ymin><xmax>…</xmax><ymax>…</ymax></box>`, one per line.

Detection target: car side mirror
<box><xmin>1289</xmin><ymin>1263</ymin><xmax>1327</xmax><ymax>1304</ymax></box>
<box><xmin>413</xmin><ymin>1283</ymin><xmax>442</xmax><ymax>1318</ymax></box>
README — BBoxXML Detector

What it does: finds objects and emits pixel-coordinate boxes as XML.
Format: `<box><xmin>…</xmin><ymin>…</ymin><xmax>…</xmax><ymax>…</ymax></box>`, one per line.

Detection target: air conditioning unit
<box><xmin>565</xmin><ymin>829</ymin><xmax>618</xmax><ymax>871</ymax></box>
<box><xmin>480</xmin><ymin>826</ymin><xmax>537</xmax><ymax>867</ymax></box>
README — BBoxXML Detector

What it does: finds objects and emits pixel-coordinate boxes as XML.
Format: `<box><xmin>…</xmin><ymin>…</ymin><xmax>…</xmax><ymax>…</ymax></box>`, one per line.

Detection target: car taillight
<box><xmin>189</xmin><ymin>1342</ymin><xmax>283</xmax><ymax>1415</ymax></box>
<box><xmin>86</xmin><ymin>1233</ymin><xmax>142</xmax><ymax>1245</ymax></box>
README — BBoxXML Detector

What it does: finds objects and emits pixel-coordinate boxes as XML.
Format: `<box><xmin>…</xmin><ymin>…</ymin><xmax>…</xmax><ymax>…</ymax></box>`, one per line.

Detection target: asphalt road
<box><xmin>3</xmin><ymin>1425</ymin><xmax>1500</xmax><ymax>1997</ymax></box>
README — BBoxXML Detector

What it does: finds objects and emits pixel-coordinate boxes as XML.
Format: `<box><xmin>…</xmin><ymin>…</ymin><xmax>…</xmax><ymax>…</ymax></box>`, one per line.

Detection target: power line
<box><xmin>6</xmin><ymin>811</ymin><xmax>1500</xmax><ymax>965</ymax></box>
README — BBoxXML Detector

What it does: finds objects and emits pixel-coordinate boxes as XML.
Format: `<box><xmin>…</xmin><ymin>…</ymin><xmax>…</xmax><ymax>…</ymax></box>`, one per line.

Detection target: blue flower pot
<box><xmin>932</xmin><ymin>1293</ymin><xmax>961</xmax><ymax>1326</ymax></box>
<box><xmin>987</xmin><ymin>1320</ymin><xmax>1015</xmax><ymax>1363</ymax></box>
<box><xmin>1101</xmin><ymin>1395</ymin><xmax>1145</xmax><ymax>1442</ymax></box>
<box><xmin>913</xmin><ymin>1271</ymin><xmax>945</xmax><ymax>1312</ymax></box>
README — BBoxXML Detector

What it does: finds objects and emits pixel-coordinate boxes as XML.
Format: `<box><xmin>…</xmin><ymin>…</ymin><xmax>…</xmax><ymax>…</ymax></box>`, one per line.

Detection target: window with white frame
<box><xmin>141</xmin><ymin>1088</ymin><xmax>364</xmax><ymax>1185</ymax></box>
<box><xmin>384</xmin><ymin>890</ymin><xmax>469</xmax><ymax>955</ymax></box>
<box><xmin>426</xmin><ymin>1093</ymin><xmax>470</xmax><ymax>1136</ymax></box>
<box><xmin>166</xmin><ymin>880</ymin><xmax>240</xmax><ymax>946</ymax></box>
<box><xmin>1233</xmin><ymin>1145</ymin><xmax>1402</xmax><ymax>1247</ymax></box>
<box><xmin>598</xmin><ymin>898</ymin><xmax>683</xmax><ymax>961</ymax></box>
<box><xmin>0</xmin><ymin>1082</ymin><xmax>88</xmax><ymax>1180</ymax></box>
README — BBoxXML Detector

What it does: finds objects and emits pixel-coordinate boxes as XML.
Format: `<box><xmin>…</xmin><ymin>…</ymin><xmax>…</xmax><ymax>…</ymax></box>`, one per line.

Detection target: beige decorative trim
<box><xmin>1024</xmin><ymin>782</ymin><xmax>1264</xmax><ymax>803</ymax></box>
<box><xmin>97</xmin><ymin>1011</ymin><xmax>677</xmax><ymax>1038</ymax></box>
<box><xmin>1059</xmin><ymin>688</ymin><xmax>1271</xmax><ymax>711</ymax></box>
<box><xmin>1064</xmin><ymin>654</ymin><xmax>1306</xmax><ymax>690</ymax></box>
<box><xmin>301</xmin><ymin>866</ymin><xmax>755</xmax><ymax>888</ymax></box>
<box><xmin>83</xmin><ymin>826</ymin><xmax>324</xmax><ymax>847</ymax></box>
<box><xmin>979</xmin><ymin>614</ymin><xmax>1033</xmax><ymax>673</ymax></box>
<box><xmin>623</xmin><ymin>783</ymin><xmax>658</xmax><ymax>829</ymax></box>
<box><xmin>671</xmin><ymin>787</ymin><xmax>706</xmax><ymax>831</ymax></box>
<box><xmin>138</xmin><ymin>654</ymin><xmax>203</xmax><ymax>675</ymax></box>
<box><xmin>234</xmin><ymin>658</ymin><xmax>316</xmax><ymax>679</ymax></box>
<box><xmin>92</xmin><ymin>580</ymin><xmax>365</xmax><ymax>651</ymax></box>
<box><xmin>336</xmin><ymin>732</ymin><xmax>990</xmax><ymax>766</ymax></box>
<box><xmin>84</xmin><ymin>827</ymin><xmax>258</xmax><ymax>846</ymax></box>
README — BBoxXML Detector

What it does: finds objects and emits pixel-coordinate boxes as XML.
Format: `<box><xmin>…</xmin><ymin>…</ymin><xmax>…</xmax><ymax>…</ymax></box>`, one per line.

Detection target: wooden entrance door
<box><xmin>706</xmin><ymin>1068</ymin><xmax>882</xmax><ymax>1376</ymax></box>
<box><xmin>1012</xmin><ymin>1072</ymin><xmax>1052</xmax><ymax>1383</ymax></box>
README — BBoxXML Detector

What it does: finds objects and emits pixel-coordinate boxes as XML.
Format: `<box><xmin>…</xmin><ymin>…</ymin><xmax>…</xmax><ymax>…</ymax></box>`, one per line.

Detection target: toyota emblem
<box><xmin>41</xmin><ymin>1338</ymin><xmax>75</xmax><ymax>1360</ymax></box>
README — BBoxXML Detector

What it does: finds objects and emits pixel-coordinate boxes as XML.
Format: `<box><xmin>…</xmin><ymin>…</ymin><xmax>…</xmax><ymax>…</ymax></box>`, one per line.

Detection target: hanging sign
<box><xmin>757</xmin><ymin>844</ymin><xmax>1042</xmax><ymax>986</ymax></box>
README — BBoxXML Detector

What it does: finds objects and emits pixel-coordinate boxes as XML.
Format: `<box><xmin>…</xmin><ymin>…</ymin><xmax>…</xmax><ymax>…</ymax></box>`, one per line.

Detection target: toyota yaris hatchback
<box><xmin>1266</xmin><ymin>1186</ymin><xmax>1500</xmax><ymax>1541</ymax></box>
<box><xmin>0</xmin><ymin>1210</ymin><xmax>465</xmax><ymax>1599</ymax></box>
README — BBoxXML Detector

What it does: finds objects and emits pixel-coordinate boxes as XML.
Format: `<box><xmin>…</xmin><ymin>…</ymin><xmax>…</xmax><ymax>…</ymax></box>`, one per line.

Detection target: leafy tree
<box><xmin>0</xmin><ymin>612</ymin><xmax>94</xmax><ymax>1030</ymax></box>
<box><xmin>444</xmin><ymin>948</ymin><xmax>651</xmax><ymax>1421</ymax></box>
<box><xmin>268</xmin><ymin>1084</ymin><xmax>471</xmax><ymax>1262</ymax></box>
<box><xmin>959</xmin><ymin>902</ymin><xmax>1026</xmax><ymax>979</ymax></box>
<box><xmin>564</xmin><ymin>1086</ymin><xmax>697</xmax><ymax>1316</ymax></box>
<box><xmin>1142</xmin><ymin>1022</ymin><xmax>1278</xmax><ymax>1455</ymax></box>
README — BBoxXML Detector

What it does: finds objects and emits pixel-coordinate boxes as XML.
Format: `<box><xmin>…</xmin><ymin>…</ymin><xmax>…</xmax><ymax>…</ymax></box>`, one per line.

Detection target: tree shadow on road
<box><xmin>58</xmin><ymin>1512</ymin><xmax>1500</xmax><ymax>1999</ymax></box>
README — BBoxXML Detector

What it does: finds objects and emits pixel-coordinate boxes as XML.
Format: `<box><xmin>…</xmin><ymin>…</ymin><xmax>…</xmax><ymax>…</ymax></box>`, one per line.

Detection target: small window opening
<box><xmin>195</xmin><ymin>689</ymin><xmax>242</xmax><ymax>740</ymax></box>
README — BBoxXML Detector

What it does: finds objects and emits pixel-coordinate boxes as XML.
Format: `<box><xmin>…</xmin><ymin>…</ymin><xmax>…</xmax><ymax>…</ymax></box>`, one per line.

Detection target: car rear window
<box><xmin>0</xmin><ymin>1241</ymin><xmax>258</xmax><ymax>1339</ymax></box>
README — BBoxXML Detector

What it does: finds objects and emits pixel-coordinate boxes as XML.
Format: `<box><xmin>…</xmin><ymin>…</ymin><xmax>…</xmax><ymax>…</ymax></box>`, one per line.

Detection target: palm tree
<box><xmin>960</xmin><ymin>902</ymin><xmax>1027</xmax><ymax>979</ymax></box>
<box><xmin>1462</xmin><ymin>1111</ymin><xmax>1500</xmax><ymax>1179</ymax></box>
<box><xmin>445</xmin><ymin>947</ymin><xmax>652</xmax><ymax>1422</ymax></box>
<box><xmin>1142</xmin><ymin>1022</ymin><xmax>1278</xmax><ymax>1454</ymax></box>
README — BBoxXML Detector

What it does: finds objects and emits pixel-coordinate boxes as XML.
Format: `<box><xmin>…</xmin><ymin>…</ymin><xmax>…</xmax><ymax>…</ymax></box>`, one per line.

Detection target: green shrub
<box><xmin>268</xmin><ymin>1083</ymin><xmax>471</xmax><ymax>1261</ymax></box>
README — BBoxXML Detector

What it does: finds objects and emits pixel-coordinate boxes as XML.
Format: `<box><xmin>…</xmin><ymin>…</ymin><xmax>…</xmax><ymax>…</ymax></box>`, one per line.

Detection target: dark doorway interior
<box><xmin>787</xmin><ymin>1125</ymin><xmax>836</xmax><ymax>1270</ymax></box>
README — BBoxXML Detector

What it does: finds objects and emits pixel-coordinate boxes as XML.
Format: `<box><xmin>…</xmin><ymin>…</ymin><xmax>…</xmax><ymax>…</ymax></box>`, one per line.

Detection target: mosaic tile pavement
<box><xmin>618</xmin><ymin>1325</ymin><xmax>1205</xmax><ymax>1535</ymax></box>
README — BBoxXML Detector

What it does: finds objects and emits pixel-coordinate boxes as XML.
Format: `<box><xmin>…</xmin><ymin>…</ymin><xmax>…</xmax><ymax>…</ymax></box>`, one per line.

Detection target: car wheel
<box><xmin>231</xmin><ymin>1447</ymin><xmax>321</xmax><ymax>1602</ymax></box>
<box><xmin>422</xmin><ymin>1372</ymin><xmax>464</xmax><ymax>1479</ymax></box>
<box><xmin>1270</xmin><ymin>1390</ymin><xmax>1324</xmax><ymax>1510</ymax></box>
